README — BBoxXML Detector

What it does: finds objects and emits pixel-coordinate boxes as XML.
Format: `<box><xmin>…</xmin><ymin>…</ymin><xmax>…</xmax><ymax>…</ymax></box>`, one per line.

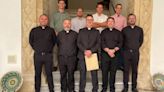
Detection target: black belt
<box><xmin>125</xmin><ymin>49</ymin><xmax>138</xmax><ymax>53</ymax></box>
<box><xmin>35</xmin><ymin>52</ymin><xmax>52</xmax><ymax>55</ymax></box>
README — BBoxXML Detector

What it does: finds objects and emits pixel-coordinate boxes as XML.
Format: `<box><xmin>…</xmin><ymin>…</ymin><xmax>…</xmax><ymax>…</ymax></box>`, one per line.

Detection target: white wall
<box><xmin>0</xmin><ymin>0</ymin><xmax>21</xmax><ymax>78</ymax></box>
<box><xmin>150</xmin><ymin>0</ymin><xmax>164</xmax><ymax>75</ymax></box>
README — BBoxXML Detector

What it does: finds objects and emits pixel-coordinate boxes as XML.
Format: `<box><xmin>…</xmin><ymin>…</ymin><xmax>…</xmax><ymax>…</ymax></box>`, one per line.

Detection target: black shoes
<box><xmin>101</xmin><ymin>89</ymin><xmax>115</xmax><ymax>92</ymax></box>
<box><xmin>101</xmin><ymin>88</ymin><xmax>107</xmax><ymax>92</ymax></box>
<box><xmin>110</xmin><ymin>90</ymin><xmax>115</xmax><ymax>92</ymax></box>
<box><xmin>69</xmin><ymin>91</ymin><xmax>76</xmax><ymax>92</ymax></box>
<box><xmin>52</xmin><ymin>67</ymin><xmax>58</xmax><ymax>71</ymax></box>
<box><xmin>61</xmin><ymin>90</ymin><xmax>75</xmax><ymax>92</ymax></box>
<box><xmin>118</xmin><ymin>66</ymin><xmax>124</xmax><ymax>71</ymax></box>
<box><xmin>121</xmin><ymin>88</ymin><xmax>128</xmax><ymax>92</ymax></box>
<box><xmin>122</xmin><ymin>88</ymin><xmax>138</xmax><ymax>92</ymax></box>
<box><xmin>132</xmin><ymin>88</ymin><xmax>138</xmax><ymax>92</ymax></box>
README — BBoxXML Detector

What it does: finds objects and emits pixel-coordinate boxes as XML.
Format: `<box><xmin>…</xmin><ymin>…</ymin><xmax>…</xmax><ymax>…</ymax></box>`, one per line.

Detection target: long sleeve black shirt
<box><xmin>122</xmin><ymin>26</ymin><xmax>144</xmax><ymax>50</ymax></box>
<box><xmin>29</xmin><ymin>26</ymin><xmax>57</xmax><ymax>53</ymax></box>
<box><xmin>77</xmin><ymin>27</ymin><xmax>100</xmax><ymax>59</ymax></box>
<box><xmin>57</xmin><ymin>30</ymin><xmax>78</xmax><ymax>56</ymax></box>
<box><xmin>101</xmin><ymin>28</ymin><xmax>123</xmax><ymax>50</ymax></box>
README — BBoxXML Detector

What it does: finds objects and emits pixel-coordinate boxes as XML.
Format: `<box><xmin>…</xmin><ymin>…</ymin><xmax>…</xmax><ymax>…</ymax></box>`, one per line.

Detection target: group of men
<box><xmin>29</xmin><ymin>0</ymin><xmax>144</xmax><ymax>92</ymax></box>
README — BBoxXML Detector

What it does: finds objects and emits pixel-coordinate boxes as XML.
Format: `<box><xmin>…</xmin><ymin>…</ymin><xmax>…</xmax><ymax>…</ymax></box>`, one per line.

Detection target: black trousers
<box><xmin>34</xmin><ymin>53</ymin><xmax>54</xmax><ymax>92</ymax></box>
<box><xmin>78</xmin><ymin>59</ymin><xmax>98</xmax><ymax>92</ymax></box>
<box><xmin>123</xmin><ymin>49</ymin><xmax>139</xmax><ymax>90</ymax></box>
<box><xmin>117</xmin><ymin>49</ymin><xmax>124</xmax><ymax>70</ymax></box>
<box><xmin>58</xmin><ymin>56</ymin><xmax>76</xmax><ymax>92</ymax></box>
<box><xmin>101</xmin><ymin>52</ymin><xmax>119</xmax><ymax>92</ymax></box>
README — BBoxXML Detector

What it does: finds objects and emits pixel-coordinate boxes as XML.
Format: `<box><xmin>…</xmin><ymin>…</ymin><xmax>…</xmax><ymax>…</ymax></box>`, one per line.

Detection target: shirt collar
<box><xmin>87</xmin><ymin>27</ymin><xmax>92</xmax><ymax>30</ymax></box>
<box><xmin>108</xmin><ymin>28</ymin><xmax>113</xmax><ymax>31</ymax></box>
<box><xmin>77</xmin><ymin>16</ymin><xmax>84</xmax><ymax>19</ymax></box>
<box><xmin>96</xmin><ymin>13</ymin><xmax>103</xmax><ymax>17</ymax></box>
<box><xmin>40</xmin><ymin>26</ymin><xmax>48</xmax><ymax>30</ymax></box>
<box><xmin>57</xmin><ymin>10</ymin><xmax>66</xmax><ymax>14</ymax></box>
<box><xmin>64</xmin><ymin>29</ymin><xmax>71</xmax><ymax>33</ymax></box>
<box><xmin>130</xmin><ymin>25</ymin><xmax>136</xmax><ymax>29</ymax></box>
<box><xmin>115</xmin><ymin>13</ymin><xmax>121</xmax><ymax>17</ymax></box>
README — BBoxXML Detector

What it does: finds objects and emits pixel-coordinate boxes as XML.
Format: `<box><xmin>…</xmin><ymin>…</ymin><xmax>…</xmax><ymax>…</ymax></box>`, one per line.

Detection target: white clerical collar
<box><xmin>87</xmin><ymin>27</ymin><xmax>92</xmax><ymax>30</ymax></box>
<box><xmin>66</xmin><ymin>31</ymin><xmax>69</xmax><ymax>33</ymax></box>
<box><xmin>64</xmin><ymin>29</ymin><xmax>71</xmax><ymax>33</ymax></box>
<box><xmin>130</xmin><ymin>25</ymin><xmax>135</xmax><ymax>29</ymax></box>
<box><xmin>108</xmin><ymin>27</ymin><xmax>113</xmax><ymax>31</ymax></box>
<box><xmin>110</xmin><ymin>28</ymin><xmax>113</xmax><ymax>31</ymax></box>
<box><xmin>41</xmin><ymin>26</ymin><xmax>46</xmax><ymax>29</ymax></box>
<box><xmin>65</xmin><ymin>30</ymin><xmax>70</xmax><ymax>33</ymax></box>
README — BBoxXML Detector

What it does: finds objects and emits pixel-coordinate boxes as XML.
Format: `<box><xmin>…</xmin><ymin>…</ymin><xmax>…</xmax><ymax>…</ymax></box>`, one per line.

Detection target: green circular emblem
<box><xmin>153</xmin><ymin>73</ymin><xmax>164</xmax><ymax>91</ymax></box>
<box><xmin>1</xmin><ymin>71</ymin><xmax>23</xmax><ymax>92</ymax></box>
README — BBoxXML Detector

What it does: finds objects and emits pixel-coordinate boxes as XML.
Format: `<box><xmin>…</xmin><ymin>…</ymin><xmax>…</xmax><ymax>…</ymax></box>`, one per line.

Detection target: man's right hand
<box><xmin>84</xmin><ymin>50</ymin><xmax>92</xmax><ymax>57</ymax></box>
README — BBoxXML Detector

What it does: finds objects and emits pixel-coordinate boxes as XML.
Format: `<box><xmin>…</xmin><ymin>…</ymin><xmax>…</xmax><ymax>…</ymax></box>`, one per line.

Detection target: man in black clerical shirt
<box><xmin>57</xmin><ymin>19</ymin><xmax>78</xmax><ymax>92</ymax></box>
<box><xmin>77</xmin><ymin>14</ymin><xmax>100</xmax><ymax>92</ymax></box>
<box><xmin>29</xmin><ymin>14</ymin><xmax>56</xmax><ymax>92</ymax></box>
<box><xmin>101</xmin><ymin>17</ymin><xmax>123</xmax><ymax>92</ymax></box>
<box><xmin>121</xmin><ymin>14</ymin><xmax>144</xmax><ymax>92</ymax></box>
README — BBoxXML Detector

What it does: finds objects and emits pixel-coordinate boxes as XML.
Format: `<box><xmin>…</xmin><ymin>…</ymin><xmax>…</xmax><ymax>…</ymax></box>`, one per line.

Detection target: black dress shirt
<box><xmin>29</xmin><ymin>26</ymin><xmax>57</xmax><ymax>53</ymax></box>
<box><xmin>122</xmin><ymin>26</ymin><xmax>144</xmax><ymax>50</ymax></box>
<box><xmin>57</xmin><ymin>30</ymin><xmax>78</xmax><ymax>56</ymax></box>
<box><xmin>77</xmin><ymin>27</ymin><xmax>101</xmax><ymax>59</ymax></box>
<box><xmin>101</xmin><ymin>28</ymin><xmax>123</xmax><ymax>50</ymax></box>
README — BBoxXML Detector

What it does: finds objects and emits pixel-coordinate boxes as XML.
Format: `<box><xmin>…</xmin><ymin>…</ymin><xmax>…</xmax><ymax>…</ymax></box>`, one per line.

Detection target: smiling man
<box><xmin>29</xmin><ymin>14</ymin><xmax>57</xmax><ymax>92</ymax></box>
<box><xmin>77</xmin><ymin>14</ymin><xmax>100</xmax><ymax>92</ymax></box>
<box><xmin>101</xmin><ymin>17</ymin><xmax>123</xmax><ymax>92</ymax></box>
<box><xmin>57</xmin><ymin>19</ymin><xmax>78</xmax><ymax>92</ymax></box>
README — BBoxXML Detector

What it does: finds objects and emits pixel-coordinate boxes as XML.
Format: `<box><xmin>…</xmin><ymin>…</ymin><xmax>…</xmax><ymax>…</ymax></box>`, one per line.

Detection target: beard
<box><xmin>129</xmin><ymin>22</ymin><xmax>135</xmax><ymax>25</ymax></box>
<box><xmin>64</xmin><ymin>28</ymin><xmax>71</xmax><ymax>31</ymax></box>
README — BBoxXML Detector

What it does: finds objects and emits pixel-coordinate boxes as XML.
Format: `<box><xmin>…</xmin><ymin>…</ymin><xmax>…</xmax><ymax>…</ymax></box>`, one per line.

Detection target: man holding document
<box><xmin>101</xmin><ymin>17</ymin><xmax>123</xmax><ymax>92</ymax></box>
<box><xmin>77</xmin><ymin>14</ymin><xmax>100</xmax><ymax>92</ymax></box>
